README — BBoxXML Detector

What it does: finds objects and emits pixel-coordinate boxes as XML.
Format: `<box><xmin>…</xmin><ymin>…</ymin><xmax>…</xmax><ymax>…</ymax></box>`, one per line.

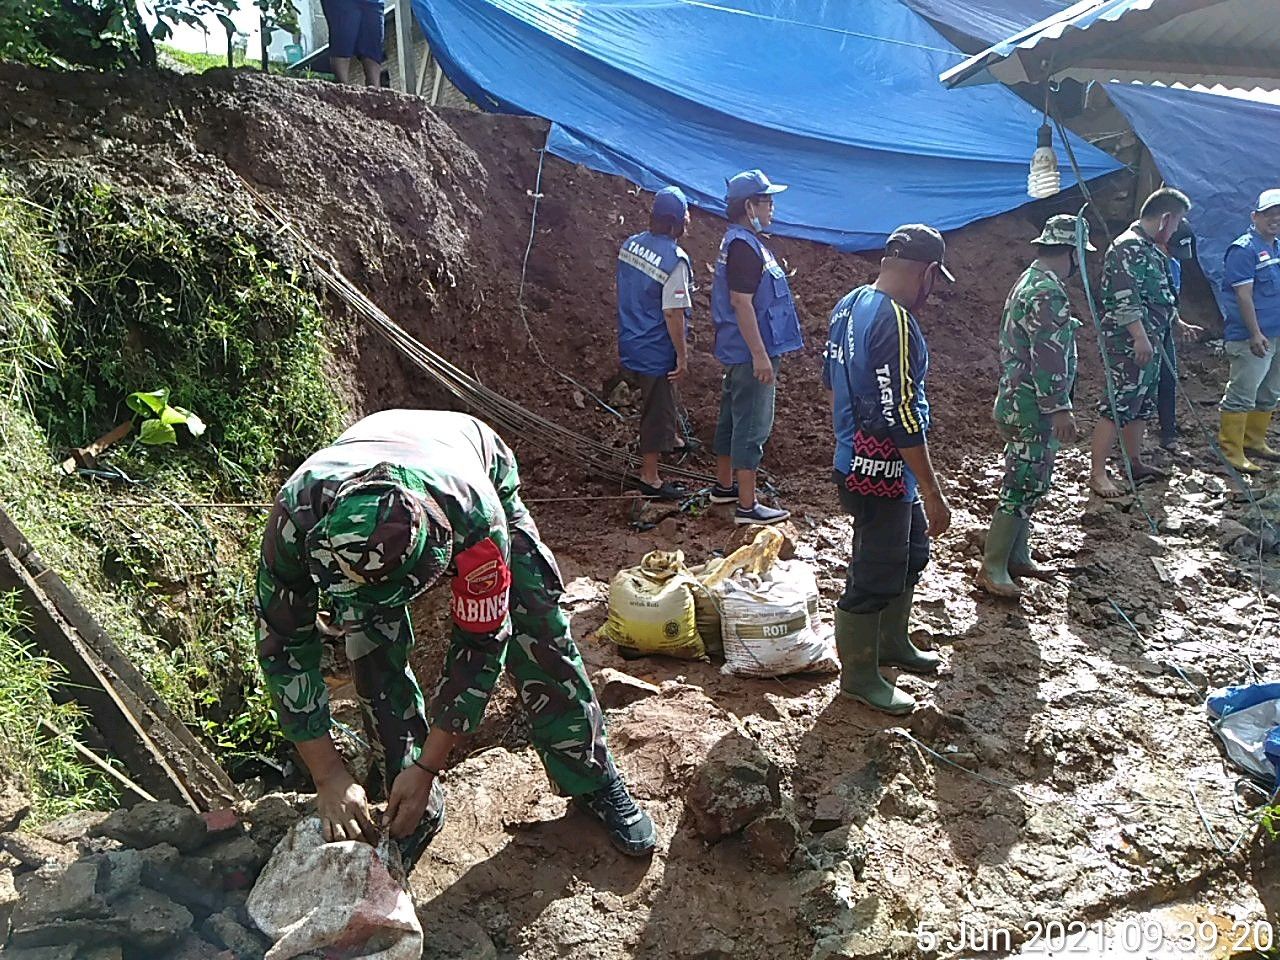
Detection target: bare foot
<box><xmin>1088</xmin><ymin>473</ymin><xmax>1123</xmax><ymax>498</ymax></box>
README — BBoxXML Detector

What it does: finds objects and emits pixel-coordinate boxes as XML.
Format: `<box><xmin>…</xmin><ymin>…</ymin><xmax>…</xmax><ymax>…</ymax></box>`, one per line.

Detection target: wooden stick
<box><xmin>38</xmin><ymin>717</ymin><xmax>158</xmax><ymax>804</ymax></box>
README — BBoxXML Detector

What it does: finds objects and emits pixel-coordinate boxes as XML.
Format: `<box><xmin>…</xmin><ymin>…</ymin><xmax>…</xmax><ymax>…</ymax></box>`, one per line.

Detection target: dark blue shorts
<box><xmin>322</xmin><ymin>0</ymin><xmax>384</xmax><ymax>61</ymax></box>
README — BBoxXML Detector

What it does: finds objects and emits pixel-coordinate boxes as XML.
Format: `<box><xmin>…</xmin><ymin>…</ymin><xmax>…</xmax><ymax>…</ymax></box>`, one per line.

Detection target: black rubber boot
<box><xmin>877</xmin><ymin>588</ymin><xmax>939</xmax><ymax>674</ymax></box>
<box><xmin>575</xmin><ymin>776</ymin><xmax>657</xmax><ymax>856</ymax></box>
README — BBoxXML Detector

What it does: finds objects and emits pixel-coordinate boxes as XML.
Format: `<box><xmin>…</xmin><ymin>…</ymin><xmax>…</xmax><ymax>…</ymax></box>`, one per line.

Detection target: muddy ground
<box><xmin>1</xmin><ymin>65</ymin><xmax>1278</xmax><ymax>959</ymax></box>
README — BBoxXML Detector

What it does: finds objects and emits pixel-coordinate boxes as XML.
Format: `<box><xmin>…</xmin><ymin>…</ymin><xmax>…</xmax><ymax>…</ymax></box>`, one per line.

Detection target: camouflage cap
<box><xmin>306</xmin><ymin>463</ymin><xmax>452</xmax><ymax>609</ymax></box>
<box><xmin>1032</xmin><ymin>214</ymin><xmax>1096</xmax><ymax>251</ymax></box>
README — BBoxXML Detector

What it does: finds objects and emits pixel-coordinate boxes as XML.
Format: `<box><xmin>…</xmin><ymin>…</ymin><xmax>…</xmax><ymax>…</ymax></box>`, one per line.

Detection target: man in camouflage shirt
<box><xmin>256</xmin><ymin>409</ymin><xmax>656</xmax><ymax>864</ymax></box>
<box><xmin>1088</xmin><ymin>188</ymin><xmax>1198</xmax><ymax>497</ymax></box>
<box><xmin>978</xmin><ymin>215</ymin><xmax>1092</xmax><ymax>599</ymax></box>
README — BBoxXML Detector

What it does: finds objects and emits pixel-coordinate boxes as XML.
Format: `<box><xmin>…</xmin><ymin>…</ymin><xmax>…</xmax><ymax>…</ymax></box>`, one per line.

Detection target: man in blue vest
<box><xmin>616</xmin><ymin>187</ymin><xmax>694</xmax><ymax>499</ymax></box>
<box><xmin>1219</xmin><ymin>188</ymin><xmax>1280</xmax><ymax>472</ymax></box>
<box><xmin>709</xmin><ymin>169</ymin><xmax>804</xmax><ymax>525</ymax></box>
<box><xmin>823</xmin><ymin>225</ymin><xmax>954</xmax><ymax>715</ymax></box>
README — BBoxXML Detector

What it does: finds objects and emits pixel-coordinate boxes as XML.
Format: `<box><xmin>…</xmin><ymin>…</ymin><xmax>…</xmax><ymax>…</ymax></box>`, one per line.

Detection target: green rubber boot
<box><xmin>976</xmin><ymin>512</ymin><xmax>1023</xmax><ymax>599</ymax></box>
<box><xmin>834</xmin><ymin>608</ymin><xmax>915</xmax><ymax>715</ymax></box>
<box><xmin>878</xmin><ymin>588</ymin><xmax>939</xmax><ymax>674</ymax></box>
<box><xmin>1008</xmin><ymin>518</ymin><xmax>1055</xmax><ymax>581</ymax></box>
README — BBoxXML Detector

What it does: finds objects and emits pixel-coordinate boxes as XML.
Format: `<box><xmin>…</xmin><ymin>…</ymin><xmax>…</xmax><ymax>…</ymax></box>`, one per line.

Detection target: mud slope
<box><xmin>2</xmin><ymin>65</ymin><xmax>1277</xmax><ymax>960</ymax></box>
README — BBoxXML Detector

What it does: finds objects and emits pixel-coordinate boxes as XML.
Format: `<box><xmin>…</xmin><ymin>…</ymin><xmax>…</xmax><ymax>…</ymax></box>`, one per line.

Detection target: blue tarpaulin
<box><xmin>1106</xmin><ymin>83</ymin><xmax>1280</xmax><ymax>320</ymax></box>
<box><xmin>900</xmin><ymin>0</ymin><xmax>1072</xmax><ymax>46</ymax></box>
<box><xmin>410</xmin><ymin>0</ymin><xmax>1120</xmax><ymax>251</ymax></box>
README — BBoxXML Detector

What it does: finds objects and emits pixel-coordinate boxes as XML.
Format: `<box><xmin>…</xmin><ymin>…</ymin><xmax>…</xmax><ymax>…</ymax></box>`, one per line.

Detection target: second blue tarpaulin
<box><xmin>410</xmin><ymin>0</ymin><xmax>1120</xmax><ymax>251</ymax></box>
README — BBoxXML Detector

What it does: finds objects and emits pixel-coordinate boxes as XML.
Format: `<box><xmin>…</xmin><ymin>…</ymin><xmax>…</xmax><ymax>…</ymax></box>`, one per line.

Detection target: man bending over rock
<box><xmin>255</xmin><ymin>409</ymin><xmax>656</xmax><ymax>868</ymax></box>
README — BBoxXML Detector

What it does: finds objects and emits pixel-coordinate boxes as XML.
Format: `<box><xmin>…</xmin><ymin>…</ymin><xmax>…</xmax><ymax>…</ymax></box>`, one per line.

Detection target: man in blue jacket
<box><xmin>709</xmin><ymin>169</ymin><xmax>804</xmax><ymax>525</ymax></box>
<box><xmin>616</xmin><ymin>187</ymin><xmax>694</xmax><ymax>499</ymax></box>
<box><xmin>824</xmin><ymin>225</ymin><xmax>953</xmax><ymax>715</ymax></box>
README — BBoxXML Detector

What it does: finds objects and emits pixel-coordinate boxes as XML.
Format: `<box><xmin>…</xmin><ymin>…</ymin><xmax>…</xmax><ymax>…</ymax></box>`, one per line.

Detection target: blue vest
<box><xmin>616</xmin><ymin>231</ymin><xmax>692</xmax><ymax>377</ymax></box>
<box><xmin>710</xmin><ymin>225</ymin><xmax>803</xmax><ymax>366</ymax></box>
<box><xmin>1222</xmin><ymin>227</ymin><xmax>1280</xmax><ymax>341</ymax></box>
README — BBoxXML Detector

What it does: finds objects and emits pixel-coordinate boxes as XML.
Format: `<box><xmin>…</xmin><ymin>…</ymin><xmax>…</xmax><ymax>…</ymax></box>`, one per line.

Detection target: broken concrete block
<box><xmin>0</xmin><ymin>784</ymin><xmax>31</xmax><ymax>833</ymax></box>
<box><xmin>13</xmin><ymin>862</ymin><xmax>107</xmax><ymax>927</ymax></box>
<box><xmin>0</xmin><ymin>946</ymin><xmax>79</xmax><ymax>960</ymax></box>
<box><xmin>1</xmin><ymin>865</ymin><xmax>17</xmax><ymax>939</ymax></box>
<box><xmin>596</xmin><ymin>668</ymin><xmax>661</xmax><ymax>709</ymax></box>
<box><xmin>202</xmin><ymin>907</ymin><xmax>271</xmax><ymax>960</ymax></box>
<box><xmin>0</xmin><ymin>830</ymin><xmax>77</xmax><ymax>869</ymax></box>
<box><xmin>238</xmin><ymin>793</ymin><xmax>313</xmax><ymax>851</ymax></box>
<box><xmin>115</xmin><ymin>886</ymin><xmax>194</xmax><ymax>953</ymax></box>
<box><xmin>685</xmin><ymin>735</ymin><xmax>781</xmax><ymax>842</ymax></box>
<box><xmin>204</xmin><ymin>835</ymin><xmax>266</xmax><ymax>889</ymax></box>
<box><xmin>135</xmin><ymin>844</ymin><xmax>221</xmax><ymax>916</ymax></box>
<box><xmin>744</xmin><ymin>809</ymin><xmax>799</xmax><ymax>872</ymax></box>
<box><xmin>94</xmin><ymin>848</ymin><xmax>143</xmax><ymax>900</ymax></box>
<box><xmin>7</xmin><ymin>918</ymin><xmax>128</xmax><ymax>950</ymax></box>
<box><xmin>93</xmin><ymin>803</ymin><xmax>208</xmax><ymax>853</ymax></box>
<box><xmin>36</xmin><ymin>810</ymin><xmax>110</xmax><ymax>846</ymax></box>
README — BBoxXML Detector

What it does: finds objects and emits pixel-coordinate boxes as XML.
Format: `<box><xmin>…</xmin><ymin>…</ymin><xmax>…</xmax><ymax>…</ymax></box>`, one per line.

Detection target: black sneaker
<box><xmin>632</xmin><ymin>477</ymin><xmax>687</xmax><ymax>501</ymax></box>
<box><xmin>397</xmin><ymin>778</ymin><xmax>446</xmax><ymax>873</ymax></box>
<box><xmin>709</xmin><ymin>483</ymin><xmax>739</xmax><ymax>504</ymax></box>
<box><xmin>734</xmin><ymin>502</ymin><xmax>790</xmax><ymax>525</ymax></box>
<box><xmin>574</xmin><ymin>777</ymin><xmax>656</xmax><ymax>857</ymax></box>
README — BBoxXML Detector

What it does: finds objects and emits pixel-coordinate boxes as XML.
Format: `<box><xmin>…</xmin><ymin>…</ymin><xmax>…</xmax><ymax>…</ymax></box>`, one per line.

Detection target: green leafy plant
<box><xmin>127</xmin><ymin>388</ymin><xmax>207</xmax><ymax>446</ymax></box>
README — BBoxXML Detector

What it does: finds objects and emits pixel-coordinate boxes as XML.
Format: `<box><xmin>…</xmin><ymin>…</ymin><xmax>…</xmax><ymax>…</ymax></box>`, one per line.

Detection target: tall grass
<box><xmin>0</xmin><ymin>179</ymin><xmax>67</xmax><ymax>406</ymax></box>
<box><xmin>0</xmin><ymin>591</ymin><xmax>116</xmax><ymax>822</ymax></box>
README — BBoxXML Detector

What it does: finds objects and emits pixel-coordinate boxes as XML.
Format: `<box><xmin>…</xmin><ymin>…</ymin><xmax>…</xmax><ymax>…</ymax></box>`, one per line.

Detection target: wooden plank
<box><xmin>394</xmin><ymin>0</ymin><xmax>414</xmax><ymax>93</ymax></box>
<box><xmin>0</xmin><ymin>508</ymin><xmax>240</xmax><ymax>808</ymax></box>
<box><xmin>0</xmin><ymin>548</ymin><xmax>192</xmax><ymax>807</ymax></box>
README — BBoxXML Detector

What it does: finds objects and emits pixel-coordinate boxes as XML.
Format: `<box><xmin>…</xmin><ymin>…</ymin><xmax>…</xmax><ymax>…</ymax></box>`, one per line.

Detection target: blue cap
<box><xmin>726</xmin><ymin>169</ymin><xmax>788</xmax><ymax>202</ymax></box>
<box><xmin>652</xmin><ymin>186</ymin><xmax>688</xmax><ymax>220</ymax></box>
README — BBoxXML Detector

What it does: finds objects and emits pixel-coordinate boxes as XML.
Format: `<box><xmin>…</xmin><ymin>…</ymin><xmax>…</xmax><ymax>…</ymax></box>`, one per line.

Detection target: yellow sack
<box><xmin>600</xmin><ymin>550</ymin><xmax>705</xmax><ymax>659</ymax></box>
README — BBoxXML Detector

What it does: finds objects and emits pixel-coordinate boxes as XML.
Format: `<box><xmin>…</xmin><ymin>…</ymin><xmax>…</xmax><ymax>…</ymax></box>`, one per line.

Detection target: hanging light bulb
<box><xmin>1027</xmin><ymin>122</ymin><xmax>1061</xmax><ymax>199</ymax></box>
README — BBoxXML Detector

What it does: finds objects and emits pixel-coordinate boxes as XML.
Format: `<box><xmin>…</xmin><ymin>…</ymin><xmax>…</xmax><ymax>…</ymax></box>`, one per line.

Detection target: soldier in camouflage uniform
<box><xmin>256</xmin><ymin>409</ymin><xmax>656</xmax><ymax>864</ymax></box>
<box><xmin>978</xmin><ymin>215</ymin><xmax>1093</xmax><ymax>599</ymax></box>
<box><xmin>1088</xmin><ymin>188</ymin><xmax>1198</xmax><ymax>498</ymax></box>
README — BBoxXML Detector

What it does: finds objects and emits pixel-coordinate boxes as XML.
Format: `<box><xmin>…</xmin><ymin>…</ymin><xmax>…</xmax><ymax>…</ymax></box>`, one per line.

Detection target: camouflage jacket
<box><xmin>255</xmin><ymin>409</ymin><xmax>524</xmax><ymax>742</ymax></box>
<box><xmin>1101</xmin><ymin>221</ymin><xmax>1178</xmax><ymax>337</ymax></box>
<box><xmin>994</xmin><ymin>264</ymin><xmax>1079</xmax><ymax>427</ymax></box>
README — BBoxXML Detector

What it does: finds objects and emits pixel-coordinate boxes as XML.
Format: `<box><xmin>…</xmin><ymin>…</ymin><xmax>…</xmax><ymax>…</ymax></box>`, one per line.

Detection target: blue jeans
<box><xmin>713</xmin><ymin>358</ymin><xmax>780</xmax><ymax>471</ymax></box>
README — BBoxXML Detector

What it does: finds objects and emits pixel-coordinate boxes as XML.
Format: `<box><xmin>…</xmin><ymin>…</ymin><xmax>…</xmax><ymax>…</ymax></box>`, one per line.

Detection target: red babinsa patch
<box><xmin>450</xmin><ymin>538</ymin><xmax>512</xmax><ymax>632</ymax></box>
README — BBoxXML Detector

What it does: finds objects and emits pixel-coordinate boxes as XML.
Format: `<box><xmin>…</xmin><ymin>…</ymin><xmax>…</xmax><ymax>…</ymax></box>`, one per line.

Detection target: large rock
<box><xmin>7</xmin><ymin>918</ymin><xmax>128</xmax><ymax>950</ymax></box>
<box><xmin>744</xmin><ymin>809</ymin><xmax>800</xmax><ymax>872</ymax></box>
<box><xmin>0</xmin><ymin>783</ymin><xmax>31</xmax><ymax>833</ymax></box>
<box><xmin>595</xmin><ymin>668</ymin><xmax>661</xmax><ymax>710</ymax></box>
<box><xmin>12</xmin><ymin>862</ymin><xmax>107</xmax><ymax>928</ymax></box>
<box><xmin>36</xmin><ymin>810</ymin><xmax>110</xmax><ymax>845</ymax></box>
<box><xmin>201</xmin><ymin>908</ymin><xmax>271</xmax><ymax>960</ymax></box>
<box><xmin>93</xmin><ymin>848</ymin><xmax>143</xmax><ymax>899</ymax></box>
<box><xmin>1</xmin><ymin>865</ymin><xmax>17</xmax><ymax>939</ymax></box>
<box><xmin>76</xmin><ymin>946</ymin><xmax>124</xmax><ymax>960</ymax></box>
<box><xmin>685</xmin><ymin>733</ymin><xmax>781</xmax><ymax>842</ymax></box>
<box><xmin>166</xmin><ymin>934</ymin><xmax>237</xmax><ymax>960</ymax></box>
<box><xmin>93</xmin><ymin>803</ymin><xmax>208</xmax><ymax>853</ymax></box>
<box><xmin>0</xmin><ymin>947</ymin><xmax>79</xmax><ymax>960</ymax></box>
<box><xmin>603</xmin><ymin>687</ymin><xmax>744</xmax><ymax>801</ymax></box>
<box><xmin>236</xmin><ymin>793</ymin><xmax>313</xmax><ymax>852</ymax></box>
<box><xmin>115</xmin><ymin>886</ymin><xmax>194</xmax><ymax>952</ymax></box>
<box><xmin>0</xmin><ymin>830</ymin><xmax>77</xmax><ymax>869</ymax></box>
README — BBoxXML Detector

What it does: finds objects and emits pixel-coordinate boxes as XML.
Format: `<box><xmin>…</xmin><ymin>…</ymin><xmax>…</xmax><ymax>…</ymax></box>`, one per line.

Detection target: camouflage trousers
<box><xmin>996</xmin><ymin>421</ymin><xmax>1060</xmax><ymax>520</ymax></box>
<box><xmin>344</xmin><ymin>519</ymin><xmax>617</xmax><ymax>799</ymax></box>
<box><xmin>1096</xmin><ymin>326</ymin><xmax>1163</xmax><ymax>427</ymax></box>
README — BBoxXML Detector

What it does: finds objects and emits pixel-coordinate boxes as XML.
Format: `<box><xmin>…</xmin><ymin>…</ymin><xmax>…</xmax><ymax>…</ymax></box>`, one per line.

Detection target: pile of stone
<box><xmin>0</xmin><ymin>794</ymin><xmax>312</xmax><ymax>960</ymax></box>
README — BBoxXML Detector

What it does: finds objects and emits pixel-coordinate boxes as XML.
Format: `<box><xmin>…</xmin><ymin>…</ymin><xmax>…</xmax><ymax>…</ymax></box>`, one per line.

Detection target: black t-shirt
<box><xmin>726</xmin><ymin>239</ymin><xmax>764</xmax><ymax>295</ymax></box>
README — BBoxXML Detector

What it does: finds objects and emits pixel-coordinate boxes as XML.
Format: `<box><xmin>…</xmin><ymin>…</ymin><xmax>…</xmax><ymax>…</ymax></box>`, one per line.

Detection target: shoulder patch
<box><xmin>450</xmin><ymin>538</ymin><xmax>511</xmax><ymax>633</ymax></box>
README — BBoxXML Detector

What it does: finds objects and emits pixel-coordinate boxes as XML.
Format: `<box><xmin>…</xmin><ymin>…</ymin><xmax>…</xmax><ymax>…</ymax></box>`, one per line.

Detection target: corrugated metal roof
<box><xmin>940</xmin><ymin>0</ymin><xmax>1280</xmax><ymax>91</ymax></box>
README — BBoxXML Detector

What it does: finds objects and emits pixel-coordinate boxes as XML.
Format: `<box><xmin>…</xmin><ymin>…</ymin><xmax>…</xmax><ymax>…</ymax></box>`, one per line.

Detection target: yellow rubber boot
<box><xmin>1244</xmin><ymin>410</ymin><xmax>1280</xmax><ymax>461</ymax></box>
<box><xmin>1220</xmin><ymin>412</ymin><xmax>1262</xmax><ymax>473</ymax></box>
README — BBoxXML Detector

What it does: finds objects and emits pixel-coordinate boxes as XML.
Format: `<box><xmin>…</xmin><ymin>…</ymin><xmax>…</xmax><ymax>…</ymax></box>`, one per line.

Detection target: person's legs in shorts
<box><xmin>631</xmin><ymin>371</ymin><xmax>680</xmax><ymax>495</ymax></box>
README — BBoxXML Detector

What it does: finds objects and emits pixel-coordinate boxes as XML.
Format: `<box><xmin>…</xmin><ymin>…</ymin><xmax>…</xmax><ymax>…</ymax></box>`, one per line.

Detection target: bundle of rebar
<box><xmin>241</xmin><ymin>178</ymin><xmax>714</xmax><ymax>489</ymax></box>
